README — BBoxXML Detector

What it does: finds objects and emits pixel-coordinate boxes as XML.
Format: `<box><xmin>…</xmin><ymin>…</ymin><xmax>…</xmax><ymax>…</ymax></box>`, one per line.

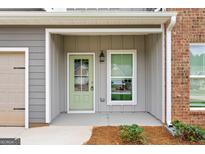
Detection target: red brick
<box><xmin>167</xmin><ymin>8</ymin><xmax>205</xmax><ymax>125</ymax></box>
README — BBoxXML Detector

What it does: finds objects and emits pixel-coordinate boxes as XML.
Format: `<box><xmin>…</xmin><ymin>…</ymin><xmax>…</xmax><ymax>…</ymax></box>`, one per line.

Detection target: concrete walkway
<box><xmin>0</xmin><ymin>126</ymin><xmax>92</xmax><ymax>145</ymax></box>
<box><xmin>0</xmin><ymin>112</ymin><xmax>161</xmax><ymax>144</ymax></box>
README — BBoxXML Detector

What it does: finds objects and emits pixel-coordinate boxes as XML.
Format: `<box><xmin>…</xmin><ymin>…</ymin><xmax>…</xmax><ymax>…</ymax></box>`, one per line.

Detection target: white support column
<box><xmin>45</xmin><ymin>30</ymin><xmax>51</xmax><ymax>123</ymax></box>
<box><xmin>166</xmin><ymin>16</ymin><xmax>176</xmax><ymax>126</ymax></box>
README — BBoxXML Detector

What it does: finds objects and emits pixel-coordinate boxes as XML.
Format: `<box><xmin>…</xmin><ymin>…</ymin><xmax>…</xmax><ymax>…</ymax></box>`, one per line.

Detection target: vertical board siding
<box><xmin>0</xmin><ymin>28</ymin><xmax>45</xmax><ymax>123</ymax></box>
<box><xmin>64</xmin><ymin>35</ymin><xmax>146</xmax><ymax>112</ymax></box>
<box><xmin>50</xmin><ymin>34</ymin><xmax>65</xmax><ymax>121</ymax></box>
<box><xmin>145</xmin><ymin>34</ymin><xmax>163</xmax><ymax>121</ymax></box>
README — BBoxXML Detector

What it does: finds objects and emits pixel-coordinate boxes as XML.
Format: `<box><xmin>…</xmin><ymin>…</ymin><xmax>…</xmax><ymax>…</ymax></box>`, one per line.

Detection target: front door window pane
<box><xmin>74</xmin><ymin>59</ymin><xmax>81</xmax><ymax>76</ymax></box>
<box><xmin>74</xmin><ymin>58</ymin><xmax>89</xmax><ymax>92</ymax></box>
<box><xmin>82</xmin><ymin>76</ymin><xmax>89</xmax><ymax>91</ymax></box>
<box><xmin>74</xmin><ymin>77</ymin><xmax>81</xmax><ymax>91</ymax></box>
<box><xmin>82</xmin><ymin>59</ymin><xmax>89</xmax><ymax>76</ymax></box>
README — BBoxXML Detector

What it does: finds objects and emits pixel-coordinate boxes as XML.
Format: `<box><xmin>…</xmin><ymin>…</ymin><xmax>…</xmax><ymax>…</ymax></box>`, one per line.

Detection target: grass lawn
<box><xmin>85</xmin><ymin>126</ymin><xmax>205</xmax><ymax>145</ymax></box>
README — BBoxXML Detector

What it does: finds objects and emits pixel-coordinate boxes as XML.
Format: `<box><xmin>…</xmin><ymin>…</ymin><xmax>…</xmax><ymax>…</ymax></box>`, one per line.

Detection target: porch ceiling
<box><xmin>0</xmin><ymin>11</ymin><xmax>177</xmax><ymax>25</ymax></box>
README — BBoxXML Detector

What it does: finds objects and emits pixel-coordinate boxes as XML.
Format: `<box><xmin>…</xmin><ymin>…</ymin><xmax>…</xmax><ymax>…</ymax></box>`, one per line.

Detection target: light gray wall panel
<box><xmin>29</xmin><ymin>59</ymin><xmax>45</xmax><ymax>66</ymax></box>
<box><xmin>29</xmin><ymin>53</ymin><xmax>45</xmax><ymax>60</ymax></box>
<box><xmin>0</xmin><ymin>28</ymin><xmax>45</xmax><ymax>34</ymax></box>
<box><xmin>29</xmin><ymin>112</ymin><xmax>45</xmax><ymax>119</ymax></box>
<box><xmin>29</xmin><ymin>66</ymin><xmax>45</xmax><ymax>73</ymax></box>
<box><xmin>30</xmin><ymin>99</ymin><xmax>45</xmax><ymax>105</ymax></box>
<box><xmin>29</xmin><ymin>104</ymin><xmax>45</xmax><ymax>112</ymax></box>
<box><xmin>0</xmin><ymin>41</ymin><xmax>44</xmax><ymax>47</ymax></box>
<box><xmin>50</xmin><ymin>34</ymin><xmax>65</xmax><ymax>120</ymax></box>
<box><xmin>145</xmin><ymin>34</ymin><xmax>163</xmax><ymax>121</ymax></box>
<box><xmin>0</xmin><ymin>28</ymin><xmax>45</xmax><ymax>123</ymax></box>
<box><xmin>30</xmin><ymin>92</ymin><xmax>45</xmax><ymax>99</ymax></box>
<box><xmin>0</xmin><ymin>34</ymin><xmax>45</xmax><ymax>41</ymax></box>
<box><xmin>29</xmin><ymin>86</ymin><xmax>45</xmax><ymax>92</ymax></box>
<box><xmin>29</xmin><ymin>73</ymin><xmax>45</xmax><ymax>79</ymax></box>
<box><xmin>64</xmin><ymin>35</ymin><xmax>146</xmax><ymax>112</ymax></box>
<box><xmin>30</xmin><ymin>79</ymin><xmax>45</xmax><ymax>86</ymax></box>
<box><xmin>29</xmin><ymin>47</ymin><xmax>45</xmax><ymax>53</ymax></box>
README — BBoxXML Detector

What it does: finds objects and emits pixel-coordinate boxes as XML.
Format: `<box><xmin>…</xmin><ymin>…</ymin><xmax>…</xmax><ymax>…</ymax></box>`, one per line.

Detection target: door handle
<box><xmin>13</xmin><ymin>67</ymin><xmax>25</xmax><ymax>69</ymax></box>
<box><xmin>13</xmin><ymin>108</ymin><xmax>25</xmax><ymax>110</ymax></box>
<box><xmin>90</xmin><ymin>86</ymin><xmax>94</xmax><ymax>91</ymax></box>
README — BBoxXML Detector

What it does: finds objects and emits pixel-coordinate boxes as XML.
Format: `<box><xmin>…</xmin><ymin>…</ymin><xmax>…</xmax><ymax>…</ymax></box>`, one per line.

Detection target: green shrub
<box><xmin>119</xmin><ymin>124</ymin><xmax>147</xmax><ymax>144</ymax></box>
<box><xmin>172</xmin><ymin>120</ymin><xmax>205</xmax><ymax>142</ymax></box>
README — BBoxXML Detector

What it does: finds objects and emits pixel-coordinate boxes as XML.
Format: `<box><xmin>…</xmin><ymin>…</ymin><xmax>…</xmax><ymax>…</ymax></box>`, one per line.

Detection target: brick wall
<box><xmin>167</xmin><ymin>8</ymin><xmax>205</xmax><ymax>125</ymax></box>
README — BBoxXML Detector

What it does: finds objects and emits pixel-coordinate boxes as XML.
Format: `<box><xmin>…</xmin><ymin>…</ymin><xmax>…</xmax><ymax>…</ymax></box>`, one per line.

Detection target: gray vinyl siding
<box><xmin>0</xmin><ymin>28</ymin><xmax>163</xmax><ymax>123</ymax></box>
<box><xmin>145</xmin><ymin>34</ymin><xmax>163</xmax><ymax>121</ymax></box>
<box><xmin>64</xmin><ymin>35</ymin><xmax>146</xmax><ymax>112</ymax></box>
<box><xmin>0</xmin><ymin>28</ymin><xmax>45</xmax><ymax>123</ymax></box>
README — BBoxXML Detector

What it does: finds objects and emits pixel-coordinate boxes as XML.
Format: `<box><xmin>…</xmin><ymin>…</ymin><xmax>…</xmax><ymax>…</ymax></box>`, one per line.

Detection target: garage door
<box><xmin>0</xmin><ymin>52</ymin><xmax>25</xmax><ymax>126</ymax></box>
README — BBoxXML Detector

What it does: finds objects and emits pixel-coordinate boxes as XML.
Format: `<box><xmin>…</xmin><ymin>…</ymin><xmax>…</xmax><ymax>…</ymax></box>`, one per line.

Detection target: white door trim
<box><xmin>0</xmin><ymin>47</ymin><xmax>29</xmax><ymax>128</ymax></box>
<box><xmin>67</xmin><ymin>52</ymin><xmax>95</xmax><ymax>113</ymax></box>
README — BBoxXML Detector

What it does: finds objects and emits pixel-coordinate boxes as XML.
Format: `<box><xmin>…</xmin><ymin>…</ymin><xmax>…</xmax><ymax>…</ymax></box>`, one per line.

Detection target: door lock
<box><xmin>90</xmin><ymin>86</ymin><xmax>94</xmax><ymax>91</ymax></box>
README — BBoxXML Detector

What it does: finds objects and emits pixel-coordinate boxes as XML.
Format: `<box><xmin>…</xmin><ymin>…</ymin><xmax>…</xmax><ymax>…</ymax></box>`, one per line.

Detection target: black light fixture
<box><xmin>99</xmin><ymin>50</ymin><xmax>105</xmax><ymax>62</ymax></box>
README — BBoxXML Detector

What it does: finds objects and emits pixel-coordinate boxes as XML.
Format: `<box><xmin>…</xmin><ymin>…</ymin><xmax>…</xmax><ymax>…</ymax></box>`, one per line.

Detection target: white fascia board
<box><xmin>0</xmin><ymin>11</ymin><xmax>177</xmax><ymax>25</ymax></box>
<box><xmin>0</xmin><ymin>11</ymin><xmax>177</xmax><ymax>17</ymax></box>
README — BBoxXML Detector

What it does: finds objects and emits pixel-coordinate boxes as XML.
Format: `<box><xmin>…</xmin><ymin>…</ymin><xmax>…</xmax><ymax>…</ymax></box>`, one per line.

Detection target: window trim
<box><xmin>107</xmin><ymin>50</ymin><xmax>137</xmax><ymax>105</ymax></box>
<box><xmin>189</xmin><ymin>43</ymin><xmax>205</xmax><ymax>109</ymax></box>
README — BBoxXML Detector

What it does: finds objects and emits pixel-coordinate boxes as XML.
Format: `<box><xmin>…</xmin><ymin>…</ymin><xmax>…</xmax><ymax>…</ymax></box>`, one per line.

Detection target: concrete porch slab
<box><xmin>51</xmin><ymin>112</ymin><xmax>162</xmax><ymax>126</ymax></box>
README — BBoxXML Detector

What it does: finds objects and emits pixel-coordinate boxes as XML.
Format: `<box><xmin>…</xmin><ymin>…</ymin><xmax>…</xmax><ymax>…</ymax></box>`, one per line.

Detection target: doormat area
<box><xmin>0</xmin><ymin>138</ymin><xmax>21</xmax><ymax>145</ymax></box>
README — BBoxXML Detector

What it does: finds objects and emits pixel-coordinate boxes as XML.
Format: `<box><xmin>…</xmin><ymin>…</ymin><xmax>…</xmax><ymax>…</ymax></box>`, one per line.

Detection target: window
<box><xmin>74</xmin><ymin>59</ymin><xmax>89</xmax><ymax>91</ymax></box>
<box><xmin>107</xmin><ymin>50</ymin><xmax>136</xmax><ymax>105</ymax></box>
<box><xmin>190</xmin><ymin>44</ymin><xmax>205</xmax><ymax>108</ymax></box>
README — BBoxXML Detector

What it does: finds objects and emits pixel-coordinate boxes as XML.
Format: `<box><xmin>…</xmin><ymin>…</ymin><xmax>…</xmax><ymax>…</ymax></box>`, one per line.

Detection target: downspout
<box><xmin>166</xmin><ymin>15</ymin><xmax>176</xmax><ymax>126</ymax></box>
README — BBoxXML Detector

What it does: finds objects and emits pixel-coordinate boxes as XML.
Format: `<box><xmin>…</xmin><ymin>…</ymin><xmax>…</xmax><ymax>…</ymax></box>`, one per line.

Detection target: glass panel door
<box><xmin>69</xmin><ymin>54</ymin><xmax>94</xmax><ymax>111</ymax></box>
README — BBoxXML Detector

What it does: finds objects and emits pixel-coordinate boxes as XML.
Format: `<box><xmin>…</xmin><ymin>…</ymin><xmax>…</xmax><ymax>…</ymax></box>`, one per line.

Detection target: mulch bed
<box><xmin>85</xmin><ymin>126</ymin><xmax>205</xmax><ymax>145</ymax></box>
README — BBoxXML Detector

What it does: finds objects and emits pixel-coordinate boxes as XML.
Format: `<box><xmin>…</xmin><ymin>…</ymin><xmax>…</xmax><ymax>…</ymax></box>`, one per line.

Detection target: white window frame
<box><xmin>107</xmin><ymin>50</ymin><xmax>137</xmax><ymax>105</ymax></box>
<box><xmin>190</xmin><ymin>43</ymin><xmax>205</xmax><ymax>110</ymax></box>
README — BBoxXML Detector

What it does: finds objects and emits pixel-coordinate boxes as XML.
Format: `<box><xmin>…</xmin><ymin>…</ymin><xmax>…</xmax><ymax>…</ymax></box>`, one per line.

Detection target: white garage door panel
<box><xmin>0</xmin><ymin>112</ymin><xmax>24</xmax><ymax>126</ymax></box>
<box><xmin>0</xmin><ymin>52</ymin><xmax>25</xmax><ymax>126</ymax></box>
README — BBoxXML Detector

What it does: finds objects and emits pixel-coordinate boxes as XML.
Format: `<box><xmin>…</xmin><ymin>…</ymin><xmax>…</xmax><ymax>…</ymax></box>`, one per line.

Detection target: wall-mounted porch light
<box><xmin>99</xmin><ymin>51</ymin><xmax>105</xmax><ymax>62</ymax></box>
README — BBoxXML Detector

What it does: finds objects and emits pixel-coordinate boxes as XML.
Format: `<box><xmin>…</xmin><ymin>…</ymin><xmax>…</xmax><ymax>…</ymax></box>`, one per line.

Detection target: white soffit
<box><xmin>0</xmin><ymin>11</ymin><xmax>177</xmax><ymax>25</ymax></box>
